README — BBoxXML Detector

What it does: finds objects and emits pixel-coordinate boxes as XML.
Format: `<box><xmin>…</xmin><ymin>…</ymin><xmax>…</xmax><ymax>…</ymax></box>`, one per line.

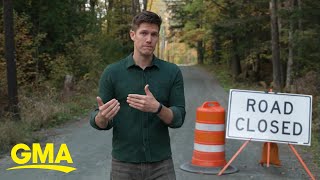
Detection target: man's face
<box><xmin>130</xmin><ymin>23</ymin><xmax>159</xmax><ymax>57</ymax></box>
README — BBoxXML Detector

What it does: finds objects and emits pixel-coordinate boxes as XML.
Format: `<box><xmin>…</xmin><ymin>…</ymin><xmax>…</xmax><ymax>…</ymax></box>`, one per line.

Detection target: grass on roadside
<box><xmin>0</xmin><ymin>81</ymin><xmax>97</xmax><ymax>155</ymax></box>
<box><xmin>198</xmin><ymin>64</ymin><xmax>264</xmax><ymax>92</ymax></box>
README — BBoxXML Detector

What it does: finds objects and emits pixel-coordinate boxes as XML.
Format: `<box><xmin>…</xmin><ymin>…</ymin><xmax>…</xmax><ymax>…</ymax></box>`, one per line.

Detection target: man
<box><xmin>90</xmin><ymin>11</ymin><xmax>186</xmax><ymax>180</ymax></box>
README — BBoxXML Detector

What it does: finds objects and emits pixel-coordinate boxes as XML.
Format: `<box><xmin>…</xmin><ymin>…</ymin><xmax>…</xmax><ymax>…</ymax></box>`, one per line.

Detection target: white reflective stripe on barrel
<box><xmin>195</xmin><ymin>123</ymin><xmax>225</xmax><ymax>131</ymax></box>
<box><xmin>194</xmin><ymin>143</ymin><xmax>225</xmax><ymax>152</ymax></box>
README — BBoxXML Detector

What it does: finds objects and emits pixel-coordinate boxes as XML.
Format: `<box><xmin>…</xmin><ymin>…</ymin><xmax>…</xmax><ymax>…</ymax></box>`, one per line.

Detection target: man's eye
<box><xmin>141</xmin><ymin>32</ymin><xmax>147</xmax><ymax>35</ymax></box>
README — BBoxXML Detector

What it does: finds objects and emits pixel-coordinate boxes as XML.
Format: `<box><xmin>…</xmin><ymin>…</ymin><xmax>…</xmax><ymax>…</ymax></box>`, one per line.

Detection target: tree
<box><xmin>132</xmin><ymin>0</ymin><xmax>141</xmax><ymax>15</ymax></box>
<box><xmin>226</xmin><ymin>1</ymin><xmax>242</xmax><ymax>78</ymax></box>
<box><xmin>142</xmin><ymin>0</ymin><xmax>147</xmax><ymax>11</ymax></box>
<box><xmin>285</xmin><ymin>0</ymin><xmax>295</xmax><ymax>89</ymax></box>
<box><xmin>270</xmin><ymin>0</ymin><xmax>282</xmax><ymax>91</ymax></box>
<box><xmin>3</xmin><ymin>0</ymin><xmax>19</xmax><ymax>119</ymax></box>
<box><xmin>177</xmin><ymin>0</ymin><xmax>205</xmax><ymax>64</ymax></box>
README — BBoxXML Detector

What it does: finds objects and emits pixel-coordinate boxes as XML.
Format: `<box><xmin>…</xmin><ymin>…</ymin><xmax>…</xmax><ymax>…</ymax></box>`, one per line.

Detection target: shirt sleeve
<box><xmin>89</xmin><ymin>67</ymin><xmax>114</xmax><ymax>130</ymax></box>
<box><xmin>168</xmin><ymin>67</ymin><xmax>186</xmax><ymax>128</ymax></box>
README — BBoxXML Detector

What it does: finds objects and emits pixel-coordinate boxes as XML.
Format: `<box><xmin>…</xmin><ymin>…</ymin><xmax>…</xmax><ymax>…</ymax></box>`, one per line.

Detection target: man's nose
<box><xmin>146</xmin><ymin>35</ymin><xmax>152</xmax><ymax>43</ymax></box>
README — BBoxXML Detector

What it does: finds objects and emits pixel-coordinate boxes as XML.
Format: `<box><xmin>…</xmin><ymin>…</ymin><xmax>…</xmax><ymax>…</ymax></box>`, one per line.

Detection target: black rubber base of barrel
<box><xmin>180</xmin><ymin>162</ymin><xmax>238</xmax><ymax>175</ymax></box>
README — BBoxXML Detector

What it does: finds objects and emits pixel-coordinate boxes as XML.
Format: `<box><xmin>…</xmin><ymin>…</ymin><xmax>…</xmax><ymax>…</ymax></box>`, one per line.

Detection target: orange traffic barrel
<box><xmin>259</xmin><ymin>142</ymin><xmax>281</xmax><ymax>166</ymax></box>
<box><xmin>180</xmin><ymin>101</ymin><xmax>238</xmax><ymax>174</ymax></box>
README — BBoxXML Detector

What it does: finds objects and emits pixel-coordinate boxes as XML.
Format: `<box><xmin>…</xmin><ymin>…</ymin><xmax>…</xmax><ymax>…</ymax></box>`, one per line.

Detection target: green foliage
<box><xmin>295</xmin><ymin>27</ymin><xmax>320</xmax><ymax>75</ymax></box>
<box><xmin>0</xmin><ymin>1</ymin><xmax>132</xmax><ymax>89</ymax></box>
<box><xmin>13</xmin><ymin>13</ymin><xmax>47</xmax><ymax>85</ymax></box>
<box><xmin>49</xmin><ymin>32</ymin><xmax>128</xmax><ymax>88</ymax></box>
<box><xmin>64</xmin><ymin>37</ymin><xmax>101</xmax><ymax>78</ymax></box>
<box><xmin>95</xmin><ymin>32</ymin><xmax>132</xmax><ymax>71</ymax></box>
<box><xmin>0</xmin><ymin>0</ymin><xmax>136</xmax><ymax>155</ymax></box>
<box><xmin>13</xmin><ymin>0</ymin><xmax>94</xmax><ymax>55</ymax></box>
<box><xmin>172</xmin><ymin>0</ymin><xmax>320</xmax><ymax>83</ymax></box>
<box><xmin>1</xmin><ymin>1</ymin><xmax>131</xmax><ymax>94</ymax></box>
<box><xmin>174</xmin><ymin>0</ymin><xmax>271</xmax><ymax>68</ymax></box>
<box><xmin>0</xmin><ymin>10</ymin><xmax>48</xmax><ymax>86</ymax></box>
<box><xmin>102</xmin><ymin>0</ymin><xmax>133</xmax><ymax>47</ymax></box>
<box><xmin>48</xmin><ymin>55</ymin><xmax>70</xmax><ymax>88</ymax></box>
<box><xmin>180</xmin><ymin>0</ymin><xmax>206</xmax><ymax>47</ymax></box>
<box><xmin>276</xmin><ymin>1</ymin><xmax>320</xmax><ymax>78</ymax></box>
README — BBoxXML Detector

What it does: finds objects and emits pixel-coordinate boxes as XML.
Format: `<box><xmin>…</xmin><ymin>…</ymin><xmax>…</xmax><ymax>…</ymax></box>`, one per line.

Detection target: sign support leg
<box><xmin>267</xmin><ymin>142</ymin><xmax>270</xmax><ymax>167</ymax></box>
<box><xmin>218</xmin><ymin>140</ymin><xmax>250</xmax><ymax>176</ymax></box>
<box><xmin>288</xmin><ymin>144</ymin><xmax>315</xmax><ymax>180</ymax></box>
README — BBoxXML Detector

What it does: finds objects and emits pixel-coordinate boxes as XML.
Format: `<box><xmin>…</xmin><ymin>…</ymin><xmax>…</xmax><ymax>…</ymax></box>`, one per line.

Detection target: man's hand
<box><xmin>127</xmin><ymin>84</ymin><xmax>160</xmax><ymax>113</ymax></box>
<box><xmin>95</xmin><ymin>97</ymin><xmax>120</xmax><ymax>128</ymax></box>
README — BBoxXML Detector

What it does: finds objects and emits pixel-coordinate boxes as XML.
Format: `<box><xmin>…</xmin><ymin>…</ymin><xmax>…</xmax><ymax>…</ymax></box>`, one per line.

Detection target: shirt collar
<box><xmin>126</xmin><ymin>53</ymin><xmax>160</xmax><ymax>69</ymax></box>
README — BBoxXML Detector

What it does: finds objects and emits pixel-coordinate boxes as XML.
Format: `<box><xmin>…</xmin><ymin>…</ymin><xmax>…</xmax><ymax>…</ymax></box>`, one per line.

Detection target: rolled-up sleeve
<box><xmin>168</xmin><ymin>68</ymin><xmax>186</xmax><ymax>128</ymax></box>
<box><xmin>89</xmin><ymin>67</ymin><xmax>114</xmax><ymax>130</ymax></box>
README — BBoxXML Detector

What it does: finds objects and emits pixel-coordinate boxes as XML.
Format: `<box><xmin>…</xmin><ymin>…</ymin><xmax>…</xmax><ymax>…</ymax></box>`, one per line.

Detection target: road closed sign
<box><xmin>226</xmin><ymin>89</ymin><xmax>312</xmax><ymax>146</ymax></box>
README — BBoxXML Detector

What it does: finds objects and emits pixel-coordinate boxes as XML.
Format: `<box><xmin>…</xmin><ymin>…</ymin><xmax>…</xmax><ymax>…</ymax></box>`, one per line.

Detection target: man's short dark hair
<box><xmin>131</xmin><ymin>11</ymin><xmax>162</xmax><ymax>32</ymax></box>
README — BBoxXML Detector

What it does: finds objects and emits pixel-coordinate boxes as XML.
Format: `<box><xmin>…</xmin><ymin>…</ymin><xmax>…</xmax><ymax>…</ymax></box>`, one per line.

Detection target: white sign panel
<box><xmin>226</xmin><ymin>89</ymin><xmax>312</xmax><ymax>146</ymax></box>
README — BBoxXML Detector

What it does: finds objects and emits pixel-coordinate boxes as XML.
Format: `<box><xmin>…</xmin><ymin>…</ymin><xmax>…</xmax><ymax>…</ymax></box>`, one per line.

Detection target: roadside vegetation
<box><xmin>0</xmin><ymin>1</ymin><xmax>132</xmax><ymax>154</ymax></box>
<box><xmin>0</xmin><ymin>87</ymin><xmax>96</xmax><ymax>154</ymax></box>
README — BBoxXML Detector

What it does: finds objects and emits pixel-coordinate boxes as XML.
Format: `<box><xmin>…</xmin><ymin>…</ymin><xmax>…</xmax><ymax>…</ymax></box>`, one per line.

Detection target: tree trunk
<box><xmin>254</xmin><ymin>53</ymin><xmax>261</xmax><ymax>81</ymax></box>
<box><xmin>231</xmin><ymin>52</ymin><xmax>241</xmax><ymax>78</ymax></box>
<box><xmin>212</xmin><ymin>32</ymin><xmax>221</xmax><ymax>64</ymax></box>
<box><xmin>231</xmin><ymin>36</ymin><xmax>241</xmax><ymax>78</ymax></box>
<box><xmin>286</xmin><ymin>0</ymin><xmax>295</xmax><ymax>89</ymax></box>
<box><xmin>131</xmin><ymin>0</ymin><xmax>141</xmax><ymax>16</ymax></box>
<box><xmin>3</xmin><ymin>0</ymin><xmax>20</xmax><ymax>120</ymax></box>
<box><xmin>270</xmin><ymin>0</ymin><xmax>282</xmax><ymax>91</ymax></box>
<box><xmin>135</xmin><ymin>0</ymin><xmax>141</xmax><ymax>13</ymax></box>
<box><xmin>131</xmin><ymin>0</ymin><xmax>137</xmax><ymax>15</ymax></box>
<box><xmin>104</xmin><ymin>0</ymin><xmax>108</xmax><ymax>12</ymax></box>
<box><xmin>106</xmin><ymin>0</ymin><xmax>113</xmax><ymax>34</ymax></box>
<box><xmin>131</xmin><ymin>0</ymin><xmax>135</xmax><ymax>14</ymax></box>
<box><xmin>143</xmin><ymin>0</ymin><xmax>147</xmax><ymax>11</ymax></box>
<box><xmin>297</xmin><ymin>0</ymin><xmax>302</xmax><ymax>69</ymax></box>
<box><xmin>297</xmin><ymin>0</ymin><xmax>302</xmax><ymax>30</ymax></box>
<box><xmin>90</xmin><ymin>0</ymin><xmax>97</xmax><ymax>20</ymax></box>
<box><xmin>90</xmin><ymin>0</ymin><xmax>96</xmax><ymax>15</ymax></box>
<box><xmin>197</xmin><ymin>40</ymin><xmax>204</xmax><ymax>64</ymax></box>
<box><xmin>89</xmin><ymin>0</ymin><xmax>97</xmax><ymax>31</ymax></box>
<box><xmin>277</xmin><ymin>2</ymin><xmax>285</xmax><ymax>87</ymax></box>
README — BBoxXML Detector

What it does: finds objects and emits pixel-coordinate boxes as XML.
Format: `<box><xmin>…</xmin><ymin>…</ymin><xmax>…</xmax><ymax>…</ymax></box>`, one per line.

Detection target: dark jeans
<box><xmin>110</xmin><ymin>158</ymin><xmax>176</xmax><ymax>180</ymax></box>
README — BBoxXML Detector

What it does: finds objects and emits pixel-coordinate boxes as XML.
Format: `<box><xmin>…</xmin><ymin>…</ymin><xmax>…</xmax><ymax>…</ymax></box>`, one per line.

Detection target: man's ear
<box><xmin>130</xmin><ymin>30</ymin><xmax>135</xmax><ymax>41</ymax></box>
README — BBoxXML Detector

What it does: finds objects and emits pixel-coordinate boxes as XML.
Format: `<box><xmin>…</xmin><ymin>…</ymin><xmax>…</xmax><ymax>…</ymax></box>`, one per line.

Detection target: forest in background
<box><xmin>0</xmin><ymin>0</ymin><xmax>319</xmax><ymax>159</ymax></box>
<box><xmin>167</xmin><ymin>0</ymin><xmax>320</xmax><ymax>142</ymax></box>
<box><xmin>0</xmin><ymin>0</ymin><xmax>142</xmax><ymax>152</ymax></box>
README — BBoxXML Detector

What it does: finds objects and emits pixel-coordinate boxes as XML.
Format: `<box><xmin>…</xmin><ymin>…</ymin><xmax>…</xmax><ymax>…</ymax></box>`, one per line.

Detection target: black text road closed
<box><xmin>226</xmin><ymin>89</ymin><xmax>312</xmax><ymax>146</ymax></box>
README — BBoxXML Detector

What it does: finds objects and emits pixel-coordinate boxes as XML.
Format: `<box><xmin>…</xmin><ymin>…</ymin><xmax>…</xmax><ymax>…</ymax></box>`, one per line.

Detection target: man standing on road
<box><xmin>89</xmin><ymin>11</ymin><xmax>186</xmax><ymax>180</ymax></box>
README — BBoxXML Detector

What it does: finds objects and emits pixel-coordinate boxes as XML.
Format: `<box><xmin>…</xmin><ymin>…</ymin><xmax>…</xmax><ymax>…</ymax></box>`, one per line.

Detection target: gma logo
<box><xmin>7</xmin><ymin>143</ymin><xmax>76</xmax><ymax>173</ymax></box>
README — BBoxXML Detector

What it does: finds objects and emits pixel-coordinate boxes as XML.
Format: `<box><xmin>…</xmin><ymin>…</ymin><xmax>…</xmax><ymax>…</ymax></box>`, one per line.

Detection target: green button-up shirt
<box><xmin>90</xmin><ymin>54</ymin><xmax>186</xmax><ymax>163</ymax></box>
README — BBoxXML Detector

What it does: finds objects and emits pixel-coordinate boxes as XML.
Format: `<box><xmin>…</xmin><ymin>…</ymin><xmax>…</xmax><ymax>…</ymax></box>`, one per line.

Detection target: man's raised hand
<box><xmin>95</xmin><ymin>97</ymin><xmax>120</xmax><ymax>128</ymax></box>
<box><xmin>127</xmin><ymin>84</ymin><xmax>160</xmax><ymax>113</ymax></box>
